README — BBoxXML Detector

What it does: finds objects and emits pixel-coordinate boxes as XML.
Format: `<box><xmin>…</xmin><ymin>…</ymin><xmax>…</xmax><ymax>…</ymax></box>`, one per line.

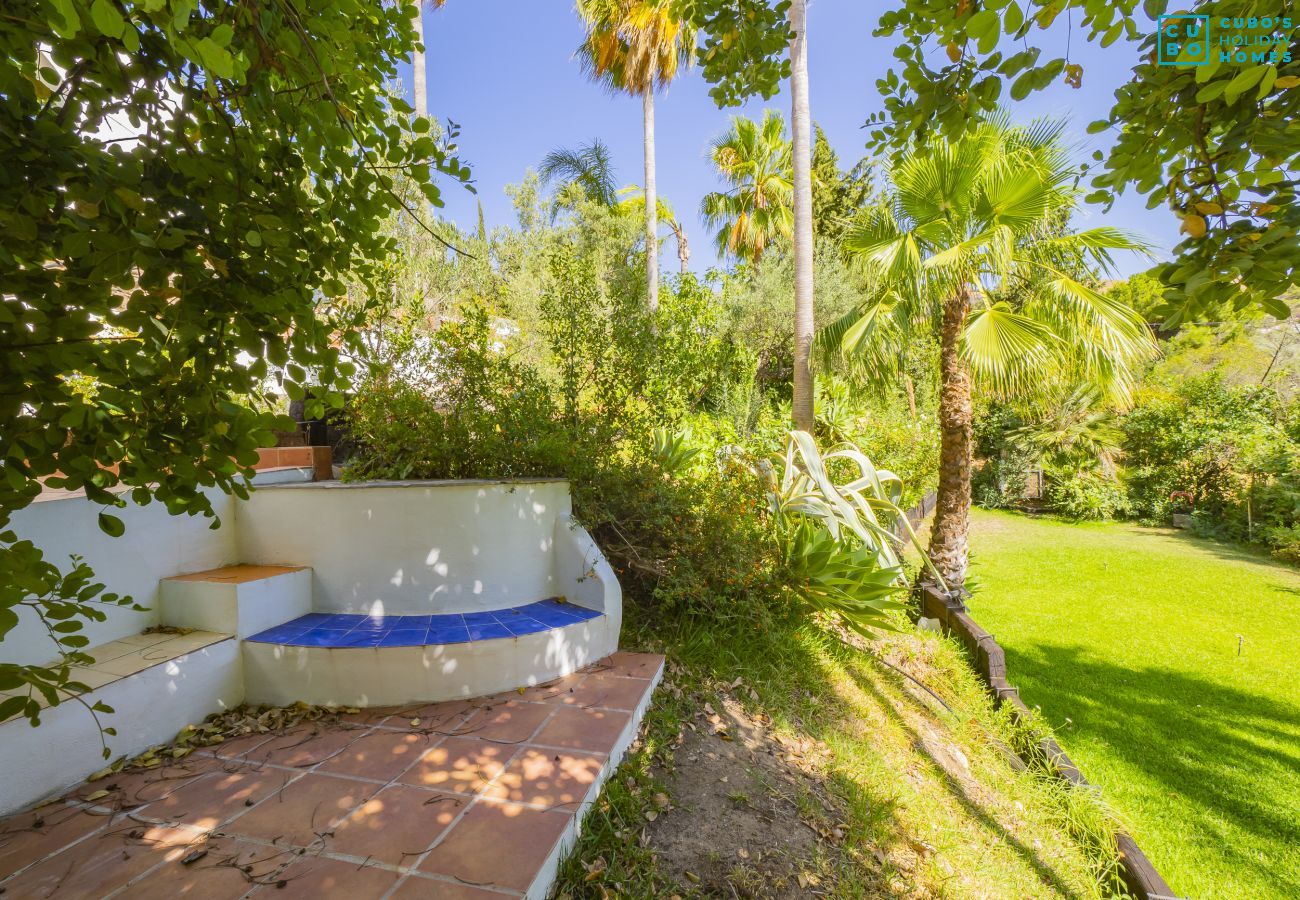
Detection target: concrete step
<box><xmin>160</xmin><ymin>565</ymin><xmax>311</xmax><ymax>639</ymax></box>
<box><xmin>0</xmin><ymin>630</ymin><xmax>240</xmax><ymax>814</ymax></box>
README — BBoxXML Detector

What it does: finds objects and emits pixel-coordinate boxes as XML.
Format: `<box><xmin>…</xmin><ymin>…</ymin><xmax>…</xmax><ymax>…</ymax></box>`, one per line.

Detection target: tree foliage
<box><xmin>811</xmin><ymin>124</ymin><xmax>874</xmax><ymax>242</ymax></box>
<box><xmin>824</xmin><ymin>119</ymin><xmax>1155</xmax><ymax>403</ymax></box>
<box><xmin>1</xmin><ymin>0</ymin><xmax>467</xmax><ymax>715</ymax></box>
<box><xmin>869</xmin><ymin>0</ymin><xmax>1299</xmax><ymax>325</ymax></box>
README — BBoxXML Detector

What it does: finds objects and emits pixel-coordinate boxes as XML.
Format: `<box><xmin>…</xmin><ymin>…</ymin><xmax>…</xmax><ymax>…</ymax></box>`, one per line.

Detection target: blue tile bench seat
<box><xmin>246</xmin><ymin>598</ymin><xmax>601</xmax><ymax>647</ymax></box>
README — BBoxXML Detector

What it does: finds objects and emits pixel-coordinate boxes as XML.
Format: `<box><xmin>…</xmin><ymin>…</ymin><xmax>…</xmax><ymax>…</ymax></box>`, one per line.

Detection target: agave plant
<box><xmin>764</xmin><ymin>430</ymin><xmax>944</xmax><ymax>635</ymax></box>
<box><xmin>650</xmin><ymin>426</ymin><xmax>701</xmax><ymax>475</ymax></box>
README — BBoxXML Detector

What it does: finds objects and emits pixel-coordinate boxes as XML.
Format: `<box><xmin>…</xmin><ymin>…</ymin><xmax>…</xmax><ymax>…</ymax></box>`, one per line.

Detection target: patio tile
<box><xmin>398</xmin><ymin>737</ymin><xmax>517</xmax><ymax>795</ymax></box>
<box><xmin>240</xmin><ymin>724</ymin><xmax>367</xmax><ymax>768</ymax></box>
<box><xmin>531</xmin><ymin>706</ymin><xmax>631</xmax><ymax>752</ymax></box>
<box><xmin>330</xmin><ymin>784</ymin><xmax>466</xmax><ymax>866</ymax></box>
<box><xmin>391</xmin><ymin>873</ymin><xmax>520</xmax><ymax>898</ymax></box>
<box><xmin>0</xmin><ymin>822</ymin><xmax>205</xmax><ymax>899</ymax></box>
<box><xmin>386</xmin><ymin>697</ymin><xmax>476</xmax><ymax>731</ymax></box>
<box><xmin>490</xmin><ymin>673</ymin><xmax>586</xmax><ymax>705</ymax></box>
<box><xmin>0</xmin><ymin>802</ymin><xmax>107</xmax><ymax>878</ymax></box>
<box><xmin>316</xmin><ymin>730</ymin><xmax>434</xmax><ymax>780</ymax></box>
<box><xmin>563</xmin><ymin>673</ymin><xmax>652</xmax><ymax>711</ymax></box>
<box><xmin>69</xmin><ymin>756</ymin><xmax>220</xmax><ymax>808</ymax></box>
<box><xmin>224</xmin><ymin>773</ymin><xmax>376</xmax><ymax>848</ymax></box>
<box><xmin>484</xmin><ymin>748</ymin><xmax>606</xmax><ymax>809</ymax></box>
<box><xmin>459</xmin><ymin>700</ymin><xmax>554</xmax><ymax>744</ymax></box>
<box><xmin>140</xmin><ymin>765</ymin><xmax>296</xmax><ymax>830</ymax></box>
<box><xmin>273</xmin><ymin>854</ymin><xmax>405</xmax><ymax>897</ymax></box>
<box><xmin>418</xmin><ymin>800</ymin><xmax>570</xmax><ymax>892</ymax></box>
<box><xmin>119</xmin><ymin>835</ymin><xmax>285</xmax><ymax>898</ymax></box>
<box><xmin>600</xmin><ymin>650</ymin><xmax>663</xmax><ymax>679</ymax></box>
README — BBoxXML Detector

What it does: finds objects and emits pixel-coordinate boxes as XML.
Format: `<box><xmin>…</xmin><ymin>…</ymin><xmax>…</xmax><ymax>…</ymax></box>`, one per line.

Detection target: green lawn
<box><xmin>967</xmin><ymin>509</ymin><xmax>1300</xmax><ymax>899</ymax></box>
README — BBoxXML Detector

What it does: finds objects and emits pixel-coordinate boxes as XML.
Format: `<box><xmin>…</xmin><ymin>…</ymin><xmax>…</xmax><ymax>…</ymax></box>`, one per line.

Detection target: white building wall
<box><xmin>2</xmin><ymin>490</ymin><xmax>237</xmax><ymax>667</ymax></box>
<box><xmin>235</xmin><ymin>480</ymin><xmax>572</xmax><ymax>615</ymax></box>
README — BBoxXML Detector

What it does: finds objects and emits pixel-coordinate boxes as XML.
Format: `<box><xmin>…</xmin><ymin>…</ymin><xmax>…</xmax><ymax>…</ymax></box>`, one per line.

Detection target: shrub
<box><xmin>1046</xmin><ymin>471</ymin><xmax>1128</xmax><ymax>521</ymax></box>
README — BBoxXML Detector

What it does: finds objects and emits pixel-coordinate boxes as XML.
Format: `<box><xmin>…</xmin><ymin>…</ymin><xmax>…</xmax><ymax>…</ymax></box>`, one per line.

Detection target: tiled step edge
<box><xmin>525</xmin><ymin>654</ymin><xmax>665</xmax><ymax>900</ymax></box>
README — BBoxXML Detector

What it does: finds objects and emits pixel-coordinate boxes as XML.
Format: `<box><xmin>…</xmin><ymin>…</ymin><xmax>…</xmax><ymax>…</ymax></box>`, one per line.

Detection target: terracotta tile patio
<box><xmin>0</xmin><ymin>652</ymin><xmax>663</xmax><ymax>899</ymax></box>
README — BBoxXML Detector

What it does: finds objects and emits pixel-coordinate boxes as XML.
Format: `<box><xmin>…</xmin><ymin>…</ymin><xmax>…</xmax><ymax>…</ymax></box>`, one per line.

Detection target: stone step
<box><xmin>160</xmin><ymin>564</ymin><xmax>311</xmax><ymax>639</ymax></box>
<box><xmin>0</xmin><ymin>630</ymin><xmax>240</xmax><ymax>814</ymax></box>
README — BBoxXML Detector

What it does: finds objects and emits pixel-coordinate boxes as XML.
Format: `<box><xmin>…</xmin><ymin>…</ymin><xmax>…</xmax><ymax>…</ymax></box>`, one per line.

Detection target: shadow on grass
<box><xmin>1154</xmin><ymin>523</ymin><xmax>1300</xmax><ymax>578</ymax></box>
<box><xmin>842</xmin><ymin>663</ymin><xmax>1088</xmax><ymax>900</ymax></box>
<box><xmin>651</xmin><ymin>609</ymin><xmax>1096</xmax><ymax>898</ymax></box>
<box><xmin>1007</xmin><ymin>641</ymin><xmax>1300</xmax><ymax>897</ymax></box>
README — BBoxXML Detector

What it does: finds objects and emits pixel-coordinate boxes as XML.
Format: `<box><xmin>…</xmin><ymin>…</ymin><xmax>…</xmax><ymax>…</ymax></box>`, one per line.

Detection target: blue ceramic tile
<box><xmin>295</xmin><ymin>613</ymin><xmax>338</xmax><ymax>626</ymax></box>
<box><xmin>428</xmin><ymin>614</ymin><xmax>464</xmax><ymax>627</ymax></box>
<box><xmin>461</xmin><ymin>612</ymin><xmax>500</xmax><ymax>626</ymax></box>
<box><xmin>427</xmin><ymin>625</ymin><xmax>471</xmax><ymax>645</ymax></box>
<box><xmin>383</xmin><ymin>629</ymin><xmax>428</xmax><ymax>646</ymax></box>
<box><xmin>391</xmin><ymin>615</ymin><xmax>435</xmax><ymax>627</ymax></box>
<box><xmin>466</xmin><ymin>622</ymin><xmax>513</xmax><ymax>641</ymax></box>
<box><xmin>336</xmin><ymin>631</ymin><xmax>383</xmax><ymax>648</ymax></box>
<box><xmin>247</xmin><ymin>626</ymin><xmax>309</xmax><ymax>644</ymax></box>
<box><xmin>295</xmin><ymin>629</ymin><xmax>354</xmax><ymax>647</ymax></box>
<box><xmin>500</xmin><ymin>617</ymin><xmax>547</xmax><ymax>636</ymax></box>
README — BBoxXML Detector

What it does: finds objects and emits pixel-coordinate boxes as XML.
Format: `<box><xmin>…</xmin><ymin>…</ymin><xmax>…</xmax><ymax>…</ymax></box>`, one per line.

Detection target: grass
<box><xmin>555</xmin><ymin>601</ymin><xmax>1129</xmax><ymax>898</ymax></box>
<box><xmin>966</xmin><ymin>508</ymin><xmax>1300</xmax><ymax>899</ymax></box>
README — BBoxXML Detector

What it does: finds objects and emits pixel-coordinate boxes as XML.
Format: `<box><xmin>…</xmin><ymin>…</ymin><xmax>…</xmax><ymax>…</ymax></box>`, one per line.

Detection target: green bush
<box><xmin>1046</xmin><ymin>471</ymin><xmax>1128</xmax><ymax>521</ymax></box>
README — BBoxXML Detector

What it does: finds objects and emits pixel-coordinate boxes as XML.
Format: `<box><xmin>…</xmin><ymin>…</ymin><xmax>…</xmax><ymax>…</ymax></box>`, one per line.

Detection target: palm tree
<box><xmin>700</xmin><ymin>110</ymin><xmax>793</xmax><ymax>267</ymax></box>
<box><xmin>618</xmin><ymin>187</ymin><xmax>690</xmax><ymax>272</ymax></box>
<box><xmin>789</xmin><ymin>0</ymin><xmax>815</xmax><ymax>434</ymax></box>
<box><xmin>409</xmin><ymin>0</ymin><xmax>446</xmax><ymax>119</ymax></box>
<box><xmin>539</xmin><ymin>139</ymin><xmax>619</xmax><ymax>207</ymax></box>
<box><xmin>819</xmin><ymin>119</ymin><xmax>1155</xmax><ymax>591</ymax></box>
<box><xmin>577</xmin><ymin>0</ymin><xmax>695</xmax><ymax>312</ymax></box>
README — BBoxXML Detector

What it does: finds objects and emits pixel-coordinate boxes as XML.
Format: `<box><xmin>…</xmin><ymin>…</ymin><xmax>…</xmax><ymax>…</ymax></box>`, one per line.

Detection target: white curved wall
<box><xmin>234</xmin><ymin>480</ymin><xmax>573</xmax><ymax>615</ymax></box>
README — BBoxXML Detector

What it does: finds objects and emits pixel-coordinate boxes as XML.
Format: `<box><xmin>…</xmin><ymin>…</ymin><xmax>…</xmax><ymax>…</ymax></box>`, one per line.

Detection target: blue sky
<box><xmin>410</xmin><ymin>1</ymin><xmax>1177</xmax><ymax>277</ymax></box>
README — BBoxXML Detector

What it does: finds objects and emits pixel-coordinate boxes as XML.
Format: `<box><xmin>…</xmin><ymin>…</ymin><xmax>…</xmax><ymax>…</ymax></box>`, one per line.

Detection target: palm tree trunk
<box><xmin>675</xmin><ymin>224</ymin><xmax>690</xmax><ymax>273</ymax></box>
<box><xmin>412</xmin><ymin>3</ymin><xmax>428</xmax><ymax>119</ymax></box>
<box><xmin>643</xmin><ymin>88</ymin><xmax>659</xmax><ymax>312</ymax></box>
<box><xmin>927</xmin><ymin>287</ymin><xmax>974</xmax><ymax>592</ymax></box>
<box><xmin>789</xmin><ymin>0</ymin><xmax>814</xmax><ymax>433</ymax></box>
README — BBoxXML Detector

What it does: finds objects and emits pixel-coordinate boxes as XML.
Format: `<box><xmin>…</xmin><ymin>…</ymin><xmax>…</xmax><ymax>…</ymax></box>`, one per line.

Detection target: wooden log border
<box><xmin>916</xmin><ymin>584</ymin><xmax>1181</xmax><ymax>900</ymax></box>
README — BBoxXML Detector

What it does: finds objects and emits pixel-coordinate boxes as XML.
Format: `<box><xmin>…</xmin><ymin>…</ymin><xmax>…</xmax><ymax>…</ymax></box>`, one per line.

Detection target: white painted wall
<box><xmin>0</xmin><ymin>638</ymin><xmax>243</xmax><ymax>815</ymax></box>
<box><xmin>3</xmin><ymin>490</ymin><xmax>237</xmax><ymax>667</ymax></box>
<box><xmin>235</xmin><ymin>480</ymin><xmax>573</xmax><ymax>615</ymax></box>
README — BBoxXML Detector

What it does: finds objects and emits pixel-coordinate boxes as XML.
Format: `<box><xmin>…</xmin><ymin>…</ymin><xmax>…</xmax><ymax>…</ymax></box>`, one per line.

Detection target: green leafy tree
<box><xmin>577</xmin><ymin>0</ymin><xmax>695</xmax><ymax>312</ymax></box>
<box><xmin>678</xmin><ymin>0</ymin><xmax>816</xmax><ymax>431</ymax></box>
<box><xmin>700</xmin><ymin>110</ymin><xmax>793</xmax><ymax>266</ymax></box>
<box><xmin>810</xmin><ymin>125</ymin><xmax>874</xmax><ymax>242</ymax></box>
<box><xmin>819</xmin><ymin>119</ymin><xmax>1155</xmax><ymax>589</ymax></box>
<box><xmin>1</xmin><ymin>0</ymin><xmax>468</xmax><ymax>724</ymax></box>
<box><xmin>869</xmin><ymin>0</ymin><xmax>1299</xmax><ymax>326</ymax></box>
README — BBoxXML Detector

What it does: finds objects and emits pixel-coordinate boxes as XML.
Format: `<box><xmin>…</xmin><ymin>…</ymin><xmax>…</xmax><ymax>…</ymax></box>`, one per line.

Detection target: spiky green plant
<box><xmin>765</xmin><ymin>430</ymin><xmax>941</xmax><ymax>635</ymax></box>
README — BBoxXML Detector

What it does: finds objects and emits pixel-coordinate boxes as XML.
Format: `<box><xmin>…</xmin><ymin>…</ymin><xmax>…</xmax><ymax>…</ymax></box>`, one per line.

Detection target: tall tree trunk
<box><xmin>676</xmin><ymin>224</ymin><xmax>690</xmax><ymax>273</ymax></box>
<box><xmin>789</xmin><ymin>0</ymin><xmax>815</xmax><ymax>433</ymax></box>
<box><xmin>643</xmin><ymin>88</ymin><xmax>659</xmax><ymax>312</ymax></box>
<box><xmin>412</xmin><ymin>3</ymin><xmax>428</xmax><ymax>119</ymax></box>
<box><xmin>927</xmin><ymin>287</ymin><xmax>974</xmax><ymax>592</ymax></box>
